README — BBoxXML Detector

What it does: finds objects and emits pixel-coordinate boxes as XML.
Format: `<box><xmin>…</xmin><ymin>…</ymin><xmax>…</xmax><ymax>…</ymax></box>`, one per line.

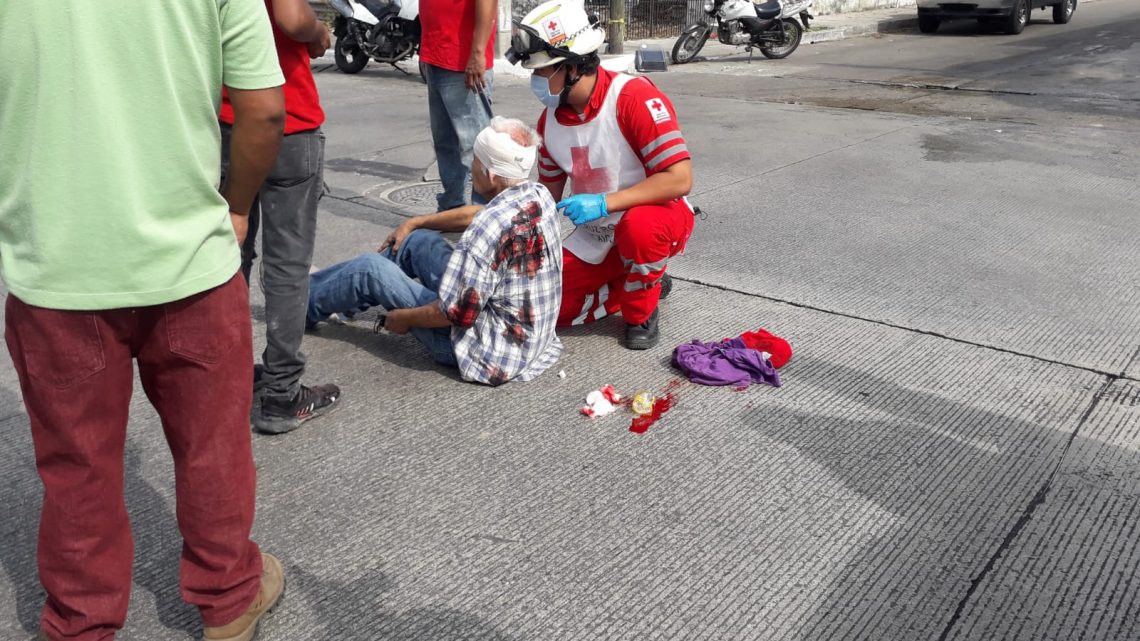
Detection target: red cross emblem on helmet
<box><xmin>542</xmin><ymin>15</ymin><xmax>567</xmax><ymax>45</ymax></box>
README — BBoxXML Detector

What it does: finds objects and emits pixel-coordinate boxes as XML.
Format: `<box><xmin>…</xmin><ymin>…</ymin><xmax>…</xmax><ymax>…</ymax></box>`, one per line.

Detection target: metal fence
<box><xmin>513</xmin><ymin>0</ymin><xmax>706</xmax><ymax>41</ymax></box>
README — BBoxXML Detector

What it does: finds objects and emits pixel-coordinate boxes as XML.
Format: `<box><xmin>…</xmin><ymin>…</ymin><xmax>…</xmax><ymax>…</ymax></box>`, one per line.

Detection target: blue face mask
<box><xmin>530</xmin><ymin>69</ymin><xmax>563</xmax><ymax>110</ymax></box>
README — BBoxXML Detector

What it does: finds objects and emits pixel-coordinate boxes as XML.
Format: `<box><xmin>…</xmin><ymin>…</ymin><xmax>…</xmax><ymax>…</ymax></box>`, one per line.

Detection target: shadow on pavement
<box><xmin>933</xmin><ymin>14</ymin><xmax>1140</xmax><ymax>70</ymax></box>
<box><xmin>0</xmin><ymin>390</ymin><xmax>212</xmax><ymax>638</ymax></box>
<box><xmin>291</xmin><ymin>566</ymin><xmax>519</xmax><ymax>640</ymax></box>
<box><xmin>311</xmin><ymin>320</ymin><xmax>465</xmax><ymax>379</ymax></box>
<box><xmin>744</xmin><ymin>355</ymin><xmax>1097</xmax><ymax>639</ymax></box>
<box><xmin>318</xmin><ymin>63</ymin><xmax>426</xmax><ymax>86</ymax></box>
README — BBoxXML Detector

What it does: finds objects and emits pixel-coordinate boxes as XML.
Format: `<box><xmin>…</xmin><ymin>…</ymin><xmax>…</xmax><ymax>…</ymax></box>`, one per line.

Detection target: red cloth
<box><xmin>557</xmin><ymin>200</ymin><xmax>694</xmax><ymax>327</ymax></box>
<box><xmin>536</xmin><ymin>68</ymin><xmax>691</xmax><ymax>183</ymax></box>
<box><xmin>5</xmin><ymin>275</ymin><xmax>263</xmax><ymax>636</ymax></box>
<box><xmin>739</xmin><ymin>329</ymin><xmax>793</xmax><ymax>368</ymax></box>
<box><xmin>219</xmin><ymin>1</ymin><xmax>324</xmax><ymax>134</ymax></box>
<box><xmin>419</xmin><ymin>0</ymin><xmax>496</xmax><ymax>72</ymax></box>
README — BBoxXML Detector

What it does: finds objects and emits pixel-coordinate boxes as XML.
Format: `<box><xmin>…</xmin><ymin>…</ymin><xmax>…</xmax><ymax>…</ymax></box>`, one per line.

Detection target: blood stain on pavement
<box><xmin>630</xmin><ymin>394</ymin><xmax>675</xmax><ymax>434</ymax></box>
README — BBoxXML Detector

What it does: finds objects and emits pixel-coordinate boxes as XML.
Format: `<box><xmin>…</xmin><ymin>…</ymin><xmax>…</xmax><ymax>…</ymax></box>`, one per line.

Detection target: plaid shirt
<box><xmin>437</xmin><ymin>182</ymin><xmax>563</xmax><ymax>385</ymax></box>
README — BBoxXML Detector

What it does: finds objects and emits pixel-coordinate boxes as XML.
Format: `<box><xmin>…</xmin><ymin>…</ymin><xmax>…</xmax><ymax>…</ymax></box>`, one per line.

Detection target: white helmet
<box><xmin>508</xmin><ymin>0</ymin><xmax>607</xmax><ymax>70</ymax></box>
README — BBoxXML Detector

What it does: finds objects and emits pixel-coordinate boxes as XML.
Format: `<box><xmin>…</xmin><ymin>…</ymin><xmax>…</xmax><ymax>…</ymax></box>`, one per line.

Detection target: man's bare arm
<box><xmin>224</xmin><ymin>86</ymin><xmax>285</xmax><ymax>242</ymax></box>
<box><xmin>270</xmin><ymin>0</ymin><xmax>327</xmax><ymax>43</ymax></box>
<box><xmin>604</xmin><ymin>160</ymin><xmax>692</xmax><ymax>213</ymax></box>
<box><xmin>379</xmin><ymin>205</ymin><xmax>483</xmax><ymax>252</ymax></box>
<box><xmin>384</xmin><ymin>301</ymin><xmax>452</xmax><ymax>334</ymax></box>
<box><xmin>465</xmin><ymin>0</ymin><xmax>498</xmax><ymax>91</ymax></box>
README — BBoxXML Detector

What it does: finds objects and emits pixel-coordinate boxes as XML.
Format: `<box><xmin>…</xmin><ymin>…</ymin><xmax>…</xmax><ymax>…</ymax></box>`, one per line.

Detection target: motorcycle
<box><xmin>328</xmin><ymin>0</ymin><xmax>422</xmax><ymax>76</ymax></box>
<box><xmin>671</xmin><ymin>0</ymin><xmax>813</xmax><ymax>64</ymax></box>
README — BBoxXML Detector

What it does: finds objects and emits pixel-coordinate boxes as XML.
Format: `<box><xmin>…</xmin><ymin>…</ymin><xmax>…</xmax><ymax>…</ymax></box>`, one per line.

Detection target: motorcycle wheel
<box><xmin>760</xmin><ymin>19</ymin><xmax>803</xmax><ymax>59</ymax></box>
<box><xmin>671</xmin><ymin>25</ymin><xmax>710</xmax><ymax>65</ymax></box>
<box><xmin>335</xmin><ymin>41</ymin><xmax>369</xmax><ymax>74</ymax></box>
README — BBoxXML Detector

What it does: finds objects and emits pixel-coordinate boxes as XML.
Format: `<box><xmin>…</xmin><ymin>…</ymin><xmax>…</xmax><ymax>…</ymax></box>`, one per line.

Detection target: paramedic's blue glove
<box><xmin>558</xmin><ymin>194</ymin><xmax>609</xmax><ymax>226</ymax></box>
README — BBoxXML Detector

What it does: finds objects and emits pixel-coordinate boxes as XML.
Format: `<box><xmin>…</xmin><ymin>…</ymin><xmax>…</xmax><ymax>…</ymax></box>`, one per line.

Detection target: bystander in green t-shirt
<box><xmin>0</xmin><ymin>0</ymin><xmax>285</xmax><ymax>310</ymax></box>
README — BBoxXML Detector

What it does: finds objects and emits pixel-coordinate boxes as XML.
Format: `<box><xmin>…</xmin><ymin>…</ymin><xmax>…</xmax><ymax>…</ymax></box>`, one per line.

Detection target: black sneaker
<box><xmin>658</xmin><ymin>273</ymin><xmax>673</xmax><ymax>302</ymax></box>
<box><xmin>253</xmin><ymin>383</ymin><xmax>342</xmax><ymax>434</ymax></box>
<box><xmin>625</xmin><ymin>309</ymin><xmax>660</xmax><ymax>351</ymax></box>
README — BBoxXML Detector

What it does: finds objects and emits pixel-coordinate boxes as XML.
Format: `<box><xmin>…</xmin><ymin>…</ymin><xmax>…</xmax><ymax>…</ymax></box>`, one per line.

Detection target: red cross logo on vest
<box><xmin>570</xmin><ymin>146</ymin><xmax>615</xmax><ymax>194</ymax></box>
<box><xmin>651</xmin><ymin>100</ymin><xmax>663</xmax><ymax>111</ymax></box>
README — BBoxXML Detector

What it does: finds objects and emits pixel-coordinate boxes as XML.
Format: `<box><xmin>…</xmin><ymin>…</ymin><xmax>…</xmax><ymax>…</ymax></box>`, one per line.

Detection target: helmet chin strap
<box><xmin>558</xmin><ymin>62</ymin><xmax>586</xmax><ymax>106</ymax></box>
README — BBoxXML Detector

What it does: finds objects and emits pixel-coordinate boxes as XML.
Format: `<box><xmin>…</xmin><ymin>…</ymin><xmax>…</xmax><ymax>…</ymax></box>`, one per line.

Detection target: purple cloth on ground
<box><xmin>672</xmin><ymin>337</ymin><xmax>782</xmax><ymax>388</ymax></box>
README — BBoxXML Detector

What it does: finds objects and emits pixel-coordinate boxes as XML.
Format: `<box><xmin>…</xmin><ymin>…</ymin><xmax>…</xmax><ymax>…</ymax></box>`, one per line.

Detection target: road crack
<box><xmin>671</xmin><ymin>274</ymin><xmax>1139</xmax><ymax>382</ymax></box>
<box><xmin>934</xmin><ymin>377</ymin><xmax>1115</xmax><ymax>641</ymax></box>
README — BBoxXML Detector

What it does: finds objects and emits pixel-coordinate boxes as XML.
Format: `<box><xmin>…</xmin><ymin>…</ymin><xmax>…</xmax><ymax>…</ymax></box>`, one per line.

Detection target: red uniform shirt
<box><xmin>535</xmin><ymin>68</ymin><xmax>691</xmax><ymax>184</ymax></box>
<box><xmin>419</xmin><ymin>0</ymin><xmax>496</xmax><ymax>73</ymax></box>
<box><xmin>219</xmin><ymin>1</ymin><xmax>324</xmax><ymax>134</ymax></box>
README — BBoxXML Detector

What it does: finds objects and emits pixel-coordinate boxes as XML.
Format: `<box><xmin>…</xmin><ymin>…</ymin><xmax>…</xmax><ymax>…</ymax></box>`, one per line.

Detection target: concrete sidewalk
<box><xmin>491</xmin><ymin>4</ymin><xmax>921</xmax><ymax>78</ymax></box>
<box><xmin>629</xmin><ymin>3</ymin><xmax>921</xmax><ymax>51</ymax></box>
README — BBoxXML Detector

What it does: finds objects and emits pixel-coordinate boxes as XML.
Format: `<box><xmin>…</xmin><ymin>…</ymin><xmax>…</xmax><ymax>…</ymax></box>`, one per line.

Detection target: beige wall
<box><xmin>811</xmin><ymin>0</ymin><xmax>917</xmax><ymax>14</ymax></box>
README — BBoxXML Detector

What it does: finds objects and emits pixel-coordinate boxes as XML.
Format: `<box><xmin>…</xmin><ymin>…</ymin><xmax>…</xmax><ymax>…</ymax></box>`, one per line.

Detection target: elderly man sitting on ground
<box><xmin>307</xmin><ymin>117</ymin><xmax>563</xmax><ymax>385</ymax></box>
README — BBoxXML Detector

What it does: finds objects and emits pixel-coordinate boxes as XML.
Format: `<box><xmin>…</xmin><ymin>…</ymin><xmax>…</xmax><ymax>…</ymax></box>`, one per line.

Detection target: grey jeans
<box><xmin>221</xmin><ymin>125</ymin><xmax>325</xmax><ymax>401</ymax></box>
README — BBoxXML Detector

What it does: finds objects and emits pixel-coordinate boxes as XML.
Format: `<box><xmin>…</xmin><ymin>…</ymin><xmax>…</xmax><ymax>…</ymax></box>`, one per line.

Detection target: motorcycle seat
<box><xmin>753</xmin><ymin>0</ymin><xmax>781</xmax><ymax>18</ymax></box>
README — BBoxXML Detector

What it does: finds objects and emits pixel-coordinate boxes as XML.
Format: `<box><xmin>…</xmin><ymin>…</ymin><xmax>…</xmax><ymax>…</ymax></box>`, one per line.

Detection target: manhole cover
<box><xmin>383</xmin><ymin>181</ymin><xmax>441</xmax><ymax>211</ymax></box>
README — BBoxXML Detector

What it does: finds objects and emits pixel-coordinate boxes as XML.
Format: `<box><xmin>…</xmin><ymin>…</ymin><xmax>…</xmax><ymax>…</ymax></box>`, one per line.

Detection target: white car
<box><xmin>916</xmin><ymin>0</ymin><xmax>1077</xmax><ymax>34</ymax></box>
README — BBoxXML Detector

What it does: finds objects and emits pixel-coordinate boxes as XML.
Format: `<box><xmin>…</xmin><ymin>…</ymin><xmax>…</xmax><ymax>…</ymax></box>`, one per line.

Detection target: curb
<box><xmin>804</xmin><ymin>15</ymin><xmax>918</xmax><ymax>43</ymax></box>
<box><xmin>619</xmin><ymin>11</ymin><xmax>921</xmax><ymax>56</ymax></box>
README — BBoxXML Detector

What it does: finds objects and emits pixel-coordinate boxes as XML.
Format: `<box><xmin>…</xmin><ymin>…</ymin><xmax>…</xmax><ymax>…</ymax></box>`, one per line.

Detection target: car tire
<box><xmin>918</xmin><ymin>15</ymin><xmax>940</xmax><ymax>33</ymax></box>
<box><xmin>1053</xmin><ymin>0</ymin><xmax>1076</xmax><ymax>23</ymax></box>
<box><xmin>1004</xmin><ymin>0</ymin><xmax>1030</xmax><ymax>34</ymax></box>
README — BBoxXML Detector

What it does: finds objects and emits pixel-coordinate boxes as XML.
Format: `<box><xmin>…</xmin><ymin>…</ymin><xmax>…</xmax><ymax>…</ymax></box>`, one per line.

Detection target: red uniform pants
<box><xmin>4</xmin><ymin>274</ymin><xmax>262</xmax><ymax>640</ymax></box>
<box><xmin>558</xmin><ymin>200</ymin><xmax>694</xmax><ymax>327</ymax></box>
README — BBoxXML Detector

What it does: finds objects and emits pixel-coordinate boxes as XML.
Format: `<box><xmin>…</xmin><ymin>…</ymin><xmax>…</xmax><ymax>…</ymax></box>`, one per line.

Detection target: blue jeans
<box><xmin>425</xmin><ymin>63</ymin><xmax>493</xmax><ymax>210</ymax></box>
<box><xmin>307</xmin><ymin>230</ymin><xmax>457</xmax><ymax>366</ymax></box>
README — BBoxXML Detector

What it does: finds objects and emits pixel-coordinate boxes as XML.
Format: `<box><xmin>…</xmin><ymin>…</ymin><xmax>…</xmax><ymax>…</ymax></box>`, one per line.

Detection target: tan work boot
<box><xmin>202</xmin><ymin>553</ymin><xmax>285</xmax><ymax>641</ymax></box>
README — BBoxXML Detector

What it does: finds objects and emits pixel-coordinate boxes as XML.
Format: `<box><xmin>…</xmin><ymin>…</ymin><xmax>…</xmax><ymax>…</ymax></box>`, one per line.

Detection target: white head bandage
<box><xmin>473</xmin><ymin>123</ymin><xmax>537</xmax><ymax>181</ymax></box>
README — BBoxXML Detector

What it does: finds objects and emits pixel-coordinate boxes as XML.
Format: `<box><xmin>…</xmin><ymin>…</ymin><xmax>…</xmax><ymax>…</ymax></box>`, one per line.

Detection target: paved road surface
<box><xmin>1</xmin><ymin>0</ymin><xmax>1138</xmax><ymax>638</ymax></box>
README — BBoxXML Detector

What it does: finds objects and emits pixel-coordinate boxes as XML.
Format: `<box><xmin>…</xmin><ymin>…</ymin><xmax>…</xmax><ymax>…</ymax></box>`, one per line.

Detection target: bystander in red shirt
<box><xmin>419</xmin><ymin>0</ymin><xmax>496</xmax><ymax>72</ymax></box>
<box><xmin>219</xmin><ymin>0</ymin><xmax>324</xmax><ymax>134</ymax></box>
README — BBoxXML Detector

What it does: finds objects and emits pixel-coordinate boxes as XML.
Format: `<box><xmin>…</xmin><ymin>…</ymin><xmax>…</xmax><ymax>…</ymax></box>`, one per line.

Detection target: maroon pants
<box><xmin>4</xmin><ymin>274</ymin><xmax>262</xmax><ymax>640</ymax></box>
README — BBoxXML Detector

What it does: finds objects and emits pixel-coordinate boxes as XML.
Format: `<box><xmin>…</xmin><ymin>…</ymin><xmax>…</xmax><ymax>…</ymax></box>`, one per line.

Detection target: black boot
<box><xmin>659</xmin><ymin>273</ymin><xmax>673</xmax><ymax>302</ymax></box>
<box><xmin>625</xmin><ymin>309</ymin><xmax>660</xmax><ymax>350</ymax></box>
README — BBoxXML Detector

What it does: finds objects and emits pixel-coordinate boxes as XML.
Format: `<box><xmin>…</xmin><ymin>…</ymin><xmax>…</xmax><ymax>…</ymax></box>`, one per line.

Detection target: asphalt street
<box><xmin>1</xmin><ymin>0</ymin><xmax>1138</xmax><ymax>639</ymax></box>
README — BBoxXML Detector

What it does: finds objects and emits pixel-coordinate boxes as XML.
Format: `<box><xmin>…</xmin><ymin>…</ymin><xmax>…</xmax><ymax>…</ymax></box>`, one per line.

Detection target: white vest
<box><xmin>544</xmin><ymin>74</ymin><xmax>648</xmax><ymax>264</ymax></box>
